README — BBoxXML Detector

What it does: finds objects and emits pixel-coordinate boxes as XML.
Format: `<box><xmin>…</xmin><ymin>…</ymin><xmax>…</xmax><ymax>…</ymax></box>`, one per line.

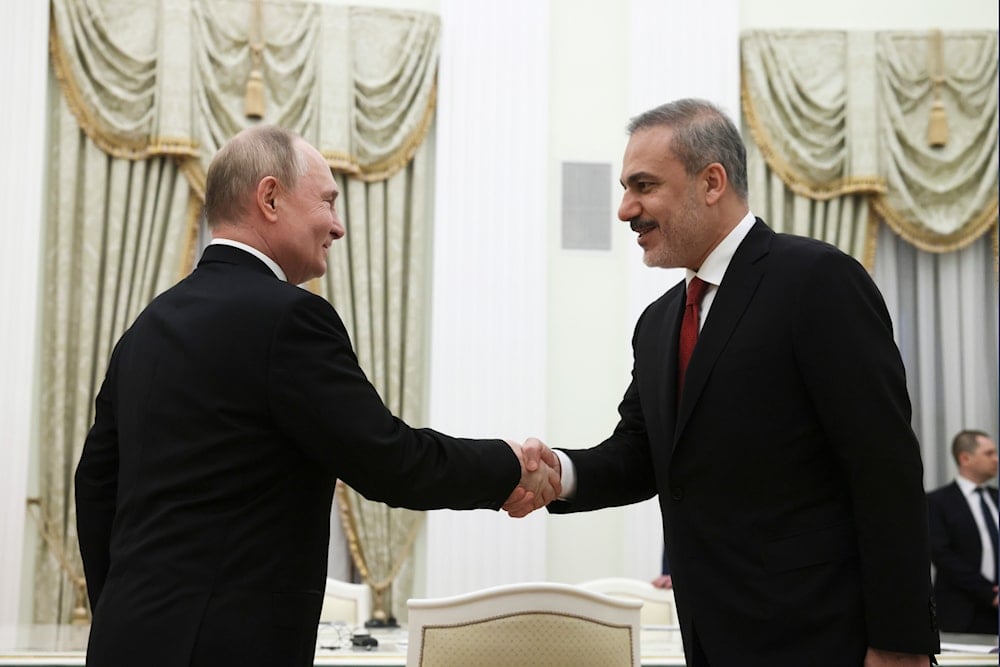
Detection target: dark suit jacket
<box><xmin>927</xmin><ymin>481</ymin><xmax>999</xmax><ymax>633</ymax></box>
<box><xmin>75</xmin><ymin>245</ymin><xmax>519</xmax><ymax>667</ymax></box>
<box><xmin>551</xmin><ymin>220</ymin><xmax>939</xmax><ymax>665</ymax></box>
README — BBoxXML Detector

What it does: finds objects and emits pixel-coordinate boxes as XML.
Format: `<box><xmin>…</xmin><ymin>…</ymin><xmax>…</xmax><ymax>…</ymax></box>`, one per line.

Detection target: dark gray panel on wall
<box><xmin>561</xmin><ymin>162</ymin><xmax>611</xmax><ymax>251</ymax></box>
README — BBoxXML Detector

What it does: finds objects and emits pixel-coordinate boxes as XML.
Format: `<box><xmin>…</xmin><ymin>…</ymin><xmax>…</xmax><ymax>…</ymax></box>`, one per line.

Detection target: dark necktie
<box><xmin>975</xmin><ymin>487</ymin><xmax>999</xmax><ymax>582</ymax></box>
<box><xmin>677</xmin><ymin>277</ymin><xmax>709</xmax><ymax>398</ymax></box>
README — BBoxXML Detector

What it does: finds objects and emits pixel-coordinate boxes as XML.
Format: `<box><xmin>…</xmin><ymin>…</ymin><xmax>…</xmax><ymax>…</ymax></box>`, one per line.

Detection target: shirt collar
<box><xmin>209</xmin><ymin>238</ymin><xmax>287</xmax><ymax>282</ymax></box>
<box><xmin>686</xmin><ymin>210</ymin><xmax>756</xmax><ymax>287</ymax></box>
<box><xmin>955</xmin><ymin>473</ymin><xmax>985</xmax><ymax>497</ymax></box>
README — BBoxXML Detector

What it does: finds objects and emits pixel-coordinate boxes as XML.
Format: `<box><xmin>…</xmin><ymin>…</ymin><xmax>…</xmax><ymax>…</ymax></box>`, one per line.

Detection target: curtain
<box><xmin>741</xmin><ymin>29</ymin><xmax>999</xmax><ymax>491</ymax></box>
<box><xmin>871</xmin><ymin>31</ymin><xmax>998</xmax><ymax>251</ymax></box>
<box><xmin>742</xmin><ymin>29</ymin><xmax>998</xmax><ymax>256</ymax></box>
<box><xmin>35</xmin><ymin>94</ymin><xmax>195</xmax><ymax>623</ymax></box>
<box><xmin>39</xmin><ymin>0</ymin><xmax>440</xmax><ymax>624</ymax></box>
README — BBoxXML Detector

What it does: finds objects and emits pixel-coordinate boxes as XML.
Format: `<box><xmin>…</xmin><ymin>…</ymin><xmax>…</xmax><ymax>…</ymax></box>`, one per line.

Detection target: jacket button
<box><xmin>671</xmin><ymin>487</ymin><xmax>684</xmax><ymax>501</ymax></box>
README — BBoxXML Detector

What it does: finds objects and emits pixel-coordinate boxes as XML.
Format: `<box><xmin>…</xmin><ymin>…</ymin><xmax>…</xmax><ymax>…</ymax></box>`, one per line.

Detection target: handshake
<box><xmin>502</xmin><ymin>438</ymin><xmax>561</xmax><ymax>518</ymax></box>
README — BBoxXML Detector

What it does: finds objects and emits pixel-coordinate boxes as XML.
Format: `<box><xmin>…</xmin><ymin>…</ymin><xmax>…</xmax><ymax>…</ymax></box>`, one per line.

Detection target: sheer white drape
<box><xmin>0</xmin><ymin>1</ymin><xmax>50</xmax><ymax>628</ymax></box>
<box><xmin>873</xmin><ymin>226</ymin><xmax>999</xmax><ymax>489</ymax></box>
<box><xmin>424</xmin><ymin>0</ymin><xmax>550</xmax><ymax>597</ymax></box>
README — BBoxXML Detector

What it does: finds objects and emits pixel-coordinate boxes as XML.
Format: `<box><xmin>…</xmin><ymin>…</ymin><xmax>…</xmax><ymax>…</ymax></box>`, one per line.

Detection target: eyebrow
<box><xmin>621</xmin><ymin>171</ymin><xmax>658</xmax><ymax>188</ymax></box>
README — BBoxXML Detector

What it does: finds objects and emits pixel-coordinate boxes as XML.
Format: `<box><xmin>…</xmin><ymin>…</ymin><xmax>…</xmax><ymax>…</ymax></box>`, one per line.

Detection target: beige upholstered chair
<box><xmin>406</xmin><ymin>582</ymin><xmax>642</xmax><ymax>667</ymax></box>
<box><xmin>579</xmin><ymin>577</ymin><xmax>678</xmax><ymax>626</ymax></box>
<box><xmin>319</xmin><ymin>577</ymin><xmax>372</xmax><ymax>627</ymax></box>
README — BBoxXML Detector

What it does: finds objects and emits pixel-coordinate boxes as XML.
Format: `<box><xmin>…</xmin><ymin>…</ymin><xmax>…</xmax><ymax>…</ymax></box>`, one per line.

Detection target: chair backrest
<box><xmin>578</xmin><ymin>577</ymin><xmax>678</xmax><ymax>626</ymax></box>
<box><xmin>319</xmin><ymin>577</ymin><xmax>372</xmax><ymax>627</ymax></box>
<box><xmin>406</xmin><ymin>582</ymin><xmax>641</xmax><ymax>667</ymax></box>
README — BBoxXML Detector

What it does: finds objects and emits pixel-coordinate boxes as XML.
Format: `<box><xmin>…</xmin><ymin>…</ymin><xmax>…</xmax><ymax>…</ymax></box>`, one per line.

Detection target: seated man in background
<box><xmin>927</xmin><ymin>429</ymin><xmax>999</xmax><ymax>635</ymax></box>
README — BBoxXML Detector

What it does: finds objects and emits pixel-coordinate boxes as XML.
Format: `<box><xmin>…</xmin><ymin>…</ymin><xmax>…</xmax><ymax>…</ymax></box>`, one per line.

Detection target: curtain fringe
<box><xmin>870</xmin><ymin>194</ymin><xmax>998</xmax><ymax>255</ymax></box>
<box><xmin>180</xmin><ymin>189</ymin><xmax>205</xmax><ymax>280</ymax></box>
<box><xmin>336</xmin><ymin>482</ymin><xmax>424</xmax><ymax>621</ymax></box>
<box><xmin>863</xmin><ymin>207</ymin><xmax>880</xmax><ymax>272</ymax></box>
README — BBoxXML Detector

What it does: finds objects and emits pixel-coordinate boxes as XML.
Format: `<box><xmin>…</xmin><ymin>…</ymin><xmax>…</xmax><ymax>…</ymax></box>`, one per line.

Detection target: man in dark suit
<box><xmin>927</xmin><ymin>430</ymin><xmax>999</xmax><ymax>634</ymax></box>
<box><xmin>522</xmin><ymin>99</ymin><xmax>939</xmax><ymax>665</ymax></box>
<box><xmin>75</xmin><ymin>125</ymin><xmax>559</xmax><ymax>667</ymax></box>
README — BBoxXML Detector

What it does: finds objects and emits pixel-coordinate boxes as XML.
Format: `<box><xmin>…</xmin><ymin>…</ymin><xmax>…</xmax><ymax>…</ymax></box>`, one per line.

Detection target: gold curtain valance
<box><xmin>742</xmin><ymin>29</ymin><xmax>999</xmax><ymax>253</ymax></box>
<box><xmin>50</xmin><ymin>0</ymin><xmax>440</xmax><ymax>193</ymax></box>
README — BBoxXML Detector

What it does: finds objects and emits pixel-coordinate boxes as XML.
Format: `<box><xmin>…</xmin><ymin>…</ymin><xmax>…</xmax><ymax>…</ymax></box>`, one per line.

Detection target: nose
<box><xmin>330</xmin><ymin>209</ymin><xmax>345</xmax><ymax>240</ymax></box>
<box><xmin>618</xmin><ymin>189</ymin><xmax>639</xmax><ymax>222</ymax></box>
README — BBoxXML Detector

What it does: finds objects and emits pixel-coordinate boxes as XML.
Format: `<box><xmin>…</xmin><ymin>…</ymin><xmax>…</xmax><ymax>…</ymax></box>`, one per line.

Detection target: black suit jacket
<box><xmin>927</xmin><ymin>481</ymin><xmax>999</xmax><ymax>633</ymax></box>
<box><xmin>551</xmin><ymin>220</ymin><xmax>939</xmax><ymax>665</ymax></box>
<box><xmin>75</xmin><ymin>245</ymin><xmax>519</xmax><ymax>667</ymax></box>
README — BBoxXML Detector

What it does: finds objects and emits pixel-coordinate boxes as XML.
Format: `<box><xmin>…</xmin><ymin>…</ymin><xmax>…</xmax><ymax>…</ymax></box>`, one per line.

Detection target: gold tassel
<box><xmin>244</xmin><ymin>67</ymin><xmax>265</xmax><ymax>119</ymax></box>
<box><xmin>927</xmin><ymin>97</ymin><xmax>948</xmax><ymax>147</ymax></box>
<box><xmin>926</xmin><ymin>30</ymin><xmax>948</xmax><ymax>148</ymax></box>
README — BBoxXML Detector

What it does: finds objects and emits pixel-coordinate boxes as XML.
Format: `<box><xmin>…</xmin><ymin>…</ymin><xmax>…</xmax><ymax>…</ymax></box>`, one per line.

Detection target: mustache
<box><xmin>630</xmin><ymin>218</ymin><xmax>658</xmax><ymax>233</ymax></box>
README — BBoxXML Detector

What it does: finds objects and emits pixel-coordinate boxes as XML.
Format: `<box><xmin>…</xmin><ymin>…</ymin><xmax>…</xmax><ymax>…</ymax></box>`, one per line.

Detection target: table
<box><xmin>0</xmin><ymin>624</ymin><xmax>995</xmax><ymax>666</ymax></box>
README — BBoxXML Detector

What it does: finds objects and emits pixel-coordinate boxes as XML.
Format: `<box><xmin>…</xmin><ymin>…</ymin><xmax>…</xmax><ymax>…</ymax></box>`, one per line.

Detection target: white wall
<box><xmin>423</xmin><ymin>0</ymin><xmax>551</xmax><ymax>597</ymax></box>
<box><xmin>543</xmin><ymin>0</ymin><xmax>633</xmax><ymax>587</ymax></box>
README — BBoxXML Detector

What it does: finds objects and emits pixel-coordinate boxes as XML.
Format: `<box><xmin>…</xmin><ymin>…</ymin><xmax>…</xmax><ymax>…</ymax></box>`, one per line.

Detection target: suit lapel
<box><xmin>674</xmin><ymin>220</ymin><xmax>773</xmax><ymax>440</ymax></box>
<box><xmin>657</xmin><ymin>287</ymin><xmax>686</xmax><ymax>437</ymax></box>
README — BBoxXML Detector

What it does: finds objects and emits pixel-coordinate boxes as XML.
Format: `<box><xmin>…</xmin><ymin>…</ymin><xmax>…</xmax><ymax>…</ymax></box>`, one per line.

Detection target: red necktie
<box><xmin>677</xmin><ymin>276</ymin><xmax>709</xmax><ymax>398</ymax></box>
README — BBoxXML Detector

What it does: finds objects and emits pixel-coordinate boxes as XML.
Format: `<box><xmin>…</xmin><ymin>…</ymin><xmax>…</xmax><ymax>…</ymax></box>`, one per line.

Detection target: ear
<box><xmin>256</xmin><ymin>176</ymin><xmax>280</xmax><ymax>222</ymax></box>
<box><xmin>702</xmin><ymin>162</ymin><xmax>728</xmax><ymax>206</ymax></box>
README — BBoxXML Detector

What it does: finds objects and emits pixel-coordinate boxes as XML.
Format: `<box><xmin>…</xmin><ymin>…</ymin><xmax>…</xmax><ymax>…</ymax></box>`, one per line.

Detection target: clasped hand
<box><xmin>502</xmin><ymin>437</ymin><xmax>561</xmax><ymax>518</ymax></box>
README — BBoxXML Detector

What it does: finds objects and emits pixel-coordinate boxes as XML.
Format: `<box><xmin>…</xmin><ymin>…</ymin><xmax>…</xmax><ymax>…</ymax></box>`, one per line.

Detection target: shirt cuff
<box><xmin>554</xmin><ymin>449</ymin><xmax>577</xmax><ymax>500</ymax></box>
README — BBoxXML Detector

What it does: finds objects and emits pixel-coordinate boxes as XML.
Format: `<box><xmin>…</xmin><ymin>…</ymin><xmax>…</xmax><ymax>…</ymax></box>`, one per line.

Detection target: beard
<box><xmin>641</xmin><ymin>192</ymin><xmax>702</xmax><ymax>269</ymax></box>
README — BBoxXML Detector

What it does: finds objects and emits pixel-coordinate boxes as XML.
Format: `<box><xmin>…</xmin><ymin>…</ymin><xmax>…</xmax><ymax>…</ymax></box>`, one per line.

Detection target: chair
<box><xmin>319</xmin><ymin>577</ymin><xmax>372</xmax><ymax>627</ymax></box>
<box><xmin>579</xmin><ymin>577</ymin><xmax>678</xmax><ymax>626</ymax></box>
<box><xmin>406</xmin><ymin>581</ymin><xmax>641</xmax><ymax>667</ymax></box>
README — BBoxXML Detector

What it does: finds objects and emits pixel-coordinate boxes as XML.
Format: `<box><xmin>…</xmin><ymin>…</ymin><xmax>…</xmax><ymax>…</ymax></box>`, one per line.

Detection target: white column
<box><xmin>424</xmin><ymin>0</ymin><xmax>550</xmax><ymax>597</ymax></box>
<box><xmin>0</xmin><ymin>2</ymin><xmax>50</xmax><ymax>626</ymax></box>
<box><xmin>621</xmin><ymin>0</ymin><xmax>742</xmax><ymax>580</ymax></box>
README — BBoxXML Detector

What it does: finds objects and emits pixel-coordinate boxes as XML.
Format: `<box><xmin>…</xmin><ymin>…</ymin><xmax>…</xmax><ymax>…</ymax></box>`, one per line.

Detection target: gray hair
<box><xmin>203</xmin><ymin>125</ymin><xmax>309</xmax><ymax>228</ymax></box>
<box><xmin>627</xmin><ymin>99</ymin><xmax>748</xmax><ymax>200</ymax></box>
